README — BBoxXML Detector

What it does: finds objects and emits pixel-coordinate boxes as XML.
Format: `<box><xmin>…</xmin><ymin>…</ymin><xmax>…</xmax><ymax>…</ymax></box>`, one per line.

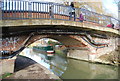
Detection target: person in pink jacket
<box><xmin>107</xmin><ymin>23</ymin><xmax>114</xmax><ymax>28</ymax></box>
<box><xmin>79</xmin><ymin>13</ymin><xmax>84</xmax><ymax>22</ymax></box>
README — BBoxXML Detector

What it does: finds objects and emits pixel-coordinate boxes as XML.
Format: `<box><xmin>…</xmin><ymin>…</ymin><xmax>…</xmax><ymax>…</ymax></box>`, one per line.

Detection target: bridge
<box><xmin>0</xmin><ymin>0</ymin><xmax>120</xmax><ymax>75</ymax></box>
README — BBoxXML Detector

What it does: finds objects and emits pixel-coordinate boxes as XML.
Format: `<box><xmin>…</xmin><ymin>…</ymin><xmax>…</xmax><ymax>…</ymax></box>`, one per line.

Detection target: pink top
<box><xmin>107</xmin><ymin>24</ymin><xmax>112</xmax><ymax>27</ymax></box>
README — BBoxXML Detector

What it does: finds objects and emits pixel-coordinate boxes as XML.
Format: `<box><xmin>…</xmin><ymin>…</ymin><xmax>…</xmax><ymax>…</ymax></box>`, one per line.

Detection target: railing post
<box><xmin>28</xmin><ymin>0</ymin><xmax>32</xmax><ymax>19</ymax></box>
<box><xmin>0</xmin><ymin>0</ymin><xmax>2</xmax><ymax>20</ymax></box>
<box><xmin>118</xmin><ymin>1</ymin><xmax>120</xmax><ymax>21</ymax></box>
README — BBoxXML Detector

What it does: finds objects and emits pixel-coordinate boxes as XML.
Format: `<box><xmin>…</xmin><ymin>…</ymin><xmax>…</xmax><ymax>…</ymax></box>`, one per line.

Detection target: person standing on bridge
<box><xmin>69</xmin><ymin>2</ymin><xmax>76</xmax><ymax>21</ymax></box>
<box><xmin>79</xmin><ymin>12</ymin><xmax>84</xmax><ymax>22</ymax></box>
<box><xmin>49</xmin><ymin>5</ymin><xmax>54</xmax><ymax>18</ymax></box>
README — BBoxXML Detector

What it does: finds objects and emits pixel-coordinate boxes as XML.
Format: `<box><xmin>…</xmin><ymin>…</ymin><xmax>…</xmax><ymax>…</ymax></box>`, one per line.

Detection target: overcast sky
<box><xmin>102</xmin><ymin>0</ymin><xmax>118</xmax><ymax>18</ymax></box>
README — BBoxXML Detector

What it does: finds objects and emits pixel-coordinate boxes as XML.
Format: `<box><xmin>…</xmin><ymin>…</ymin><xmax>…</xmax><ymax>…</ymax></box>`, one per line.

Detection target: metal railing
<box><xmin>1</xmin><ymin>0</ymin><xmax>120</xmax><ymax>29</ymax></box>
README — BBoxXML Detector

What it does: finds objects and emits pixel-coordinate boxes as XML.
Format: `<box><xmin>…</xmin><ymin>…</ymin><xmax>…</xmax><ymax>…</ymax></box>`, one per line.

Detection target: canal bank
<box><xmin>3</xmin><ymin>55</ymin><xmax>60</xmax><ymax>80</ymax></box>
<box><xmin>67</xmin><ymin>47</ymin><xmax>120</xmax><ymax>66</ymax></box>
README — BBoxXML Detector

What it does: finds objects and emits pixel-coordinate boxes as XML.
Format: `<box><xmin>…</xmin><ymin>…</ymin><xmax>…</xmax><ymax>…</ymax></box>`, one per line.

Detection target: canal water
<box><xmin>21</xmin><ymin>48</ymin><xmax>118</xmax><ymax>79</ymax></box>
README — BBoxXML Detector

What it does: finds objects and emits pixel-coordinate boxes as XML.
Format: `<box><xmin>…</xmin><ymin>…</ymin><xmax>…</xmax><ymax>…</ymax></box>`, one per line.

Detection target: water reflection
<box><xmin>21</xmin><ymin>48</ymin><xmax>67</xmax><ymax>77</ymax></box>
<box><xmin>61</xmin><ymin>59</ymin><xmax>118</xmax><ymax>79</ymax></box>
<box><xmin>21</xmin><ymin>48</ymin><xmax>118</xmax><ymax>79</ymax></box>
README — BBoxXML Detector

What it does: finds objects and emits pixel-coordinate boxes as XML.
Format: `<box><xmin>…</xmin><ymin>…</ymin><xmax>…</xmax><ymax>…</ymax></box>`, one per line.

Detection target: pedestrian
<box><xmin>106</xmin><ymin>23</ymin><xmax>114</xmax><ymax>29</ymax></box>
<box><xmin>111</xmin><ymin>23</ymin><xmax>114</xmax><ymax>29</ymax></box>
<box><xmin>107</xmin><ymin>24</ymin><xmax>112</xmax><ymax>27</ymax></box>
<box><xmin>49</xmin><ymin>5</ymin><xmax>54</xmax><ymax>18</ymax></box>
<box><xmin>69</xmin><ymin>2</ymin><xmax>76</xmax><ymax>21</ymax></box>
<box><xmin>79</xmin><ymin>12</ymin><xmax>84</xmax><ymax>22</ymax></box>
<box><xmin>114</xmin><ymin>23</ymin><xmax>120</xmax><ymax>30</ymax></box>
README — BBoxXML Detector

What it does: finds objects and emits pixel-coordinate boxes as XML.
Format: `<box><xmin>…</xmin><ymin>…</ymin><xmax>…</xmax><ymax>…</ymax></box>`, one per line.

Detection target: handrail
<box><xmin>1</xmin><ymin>0</ymin><xmax>120</xmax><ymax>29</ymax></box>
<box><xmin>81</xmin><ymin>37</ymin><xmax>107</xmax><ymax>49</ymax></box>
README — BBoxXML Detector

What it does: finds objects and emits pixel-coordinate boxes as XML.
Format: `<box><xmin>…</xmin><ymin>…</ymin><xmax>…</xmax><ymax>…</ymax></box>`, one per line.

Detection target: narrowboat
<box><xmin>33</xmin><ymin>45</ymin><xmax>55</xmax><ymax>56</ymax></box>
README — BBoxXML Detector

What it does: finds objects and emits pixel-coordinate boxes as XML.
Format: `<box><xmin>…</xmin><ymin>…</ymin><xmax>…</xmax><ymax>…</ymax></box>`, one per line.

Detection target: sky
<box><xmin>102</xmin><ymin>0</ymin><xmax>118</xmax><ymax>18</ymax></box>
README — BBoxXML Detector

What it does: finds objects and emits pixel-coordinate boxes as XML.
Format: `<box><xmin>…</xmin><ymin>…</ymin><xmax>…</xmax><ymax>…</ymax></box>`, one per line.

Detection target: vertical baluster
<box><xmin>57</xmin><ymin>5</ymin><xmax>59</xmax><ymax>19</ymax></box>
<box><xmin>1</xmin><ymin>0</ymin><xmax>4</xmax><ymax>20</ymax></box>
<box><xmin>46</xmin><ymin>3</ymin><xmax>48</xmax><ymax>19</ymax></box>
<box><xmin>36</xmin><ymin>2</ymin><xmax>37</xmax><ymax>19</ymax></box>
<box><xmin>44</xmin><ymin>3</ymin><xmax>46</xmax><ymax>18</ymax></box>
<box><xmin>20</xmin><ymin>1</ymin><xmax>22</xmax><ymax>19</ymax></box>
<box><xmin>38</xmin><ymin>2</ymin><xmax>39</xmax><ymax>18</ymax></box>
<box><xmin>25</xmin><ymin>1</ymin><xmax>27</xmax><ymax>19</ymax></box>
<box><xmin>1</xmin><ymin>1</ymin><xmax>3</xmax><ymax>20</ymax></box>
<box><xmin>44</xmin><ymin>3</ymin><xmax>45</xmax><ymax>18</ymax></box>
<box><xmin>33</xmin><ymin>2</ymin><xmax>34</xmax><ymax>19</ymax></box>
<box><xmin>58</xmin><ymin>5</ymin><xmax>60</xmax><ymax>19</ymax></box>
<box><xmin>53</xmin><ymin>4</ymin><xmax>56</xmax><ymax>18</ymax></box>
<box><xmin>62</xmin><ymin>6</ymin><xmax>64</xmax><ymax>20</ymax></box>
<box><xmin>35</xmin><ymin>2</ymin><xmax>36</xmax><ymax>19</ymax></box>
<box><xmin>37</xmin><ymin>3</ymin><xmax>39</xmax><ymax>19</ymax></box>
<box><xmin>60</xmin><ymin>6</ymin><xmax>63</xmax><ymax>19</ymax></box>
<box><xmin>14</xmin><ymin>0</ymin><xmax>16</xmax><ymax>19</ymax></box>
<box><xmin>43</xmin><ymin>3</ymin><xmax>45</xmax><ymax>18</ymax></box>
<box><xmin>45</xmin><ymin>4</ymin><xmax>46</xmax><ymax>18</ymax></box>
<box><xmin>42</xmin><ymin>3</ymin><xmax>44</xmax><ymax>18</ymax></box>
<box><xmin>11</xmin><ymin>0</ymin><xmax>13</xmax><ymax>19</ymax></box>
<box><xmin>8</xmin><ymin>0</ymin><xmax>10</xmax><ymax>20</ymax></box>
<box><xmin>37</xmin><ymin>2</ymin><xmax>38</xmax><ymax>19</ymax></box>
<box><xmin>46</xmin><ymin>3</ymin><xmax>47</xmax><ymax>18</ymax></box>
<box><xmin>48</xmin><ymin>4</ymin><xmax>50</xmax><ymax>18</ymax></box>
<box><xmin>56</xmin><ymin>5</ymin><xmax>59</xmax><ymax>19</ymax></box>
<box><xmin>23</xmin><ymin>1</ymin><xmax>24</xmax><ymax>19</ymax></box>
<box><xmin>17</xmin><ymin>0</ymin><xmax>19</xmax><ymax>19</ymax></box>
<box><xmin>60</xmin><ymin>5</ymin><xmax>62</xmax><ymax>20</ymax></box>
<box><xmin>54</xmin><ymin>4</ymin><xmax>56</xmax><ymax>19</ymax></box>
<box><xmin>63</xmin><ymin>6</ymin><xmax>65</xmax><ymax>20</ymax></box>
<box><xmin>40</xmin><ymin>3</ymin><xmax>41</xmax><ymax>18</ymax></box>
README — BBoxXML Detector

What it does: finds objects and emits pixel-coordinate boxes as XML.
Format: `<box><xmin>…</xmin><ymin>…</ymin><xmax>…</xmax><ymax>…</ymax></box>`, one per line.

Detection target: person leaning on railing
<box><xmin>106</xmin><ymin>23</ymin><xmax>114</xmax><ymax>29</ymax></box>
<box><xmin>69</xmin><ymin>2</ymin><xmax>76</xmax><ymax>21</ymax></box>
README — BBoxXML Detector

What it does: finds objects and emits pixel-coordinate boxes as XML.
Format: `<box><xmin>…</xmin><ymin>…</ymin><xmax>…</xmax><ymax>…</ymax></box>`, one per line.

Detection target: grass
<box><xmin>0</xmin><ymin>73</ymin><xmax>12</xmax><ymax>79</ymax></box>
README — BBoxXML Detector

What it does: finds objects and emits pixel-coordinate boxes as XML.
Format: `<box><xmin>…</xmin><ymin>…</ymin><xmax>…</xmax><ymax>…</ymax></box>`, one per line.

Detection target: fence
<box><xmin>1</xmin><ymin>0</ymin><xmax>120</xmax><ymax>29</ymax></box>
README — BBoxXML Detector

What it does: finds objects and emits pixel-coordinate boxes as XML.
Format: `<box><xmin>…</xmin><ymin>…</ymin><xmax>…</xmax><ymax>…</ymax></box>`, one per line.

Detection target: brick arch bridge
<box><xmin>0</xmin><ymin>0</ymin><xmax>120</xmax><ymax>75</ymax></box>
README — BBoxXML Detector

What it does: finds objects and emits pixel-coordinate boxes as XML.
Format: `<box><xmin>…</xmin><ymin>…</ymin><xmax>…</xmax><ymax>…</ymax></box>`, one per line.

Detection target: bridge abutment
<box><xmin>67</xmin><ymin>36</ymin><xmax>119</xmax><ymax>65</ymax></box>
<box><xmin>0</xmin><ymin>56</ymin><xmax>16</xmax><ymax>75</ymax></box>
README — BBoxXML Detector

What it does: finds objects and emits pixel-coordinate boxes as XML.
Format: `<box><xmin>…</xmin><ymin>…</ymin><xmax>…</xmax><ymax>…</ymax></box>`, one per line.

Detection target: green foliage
<box><xmin>48</xmin><ymin>40</ymin><xmax>62</xmax><ymax>46</ymax></box>
<box><xmin>0</xmin><ymin>73</ymin><xmax>12</xmax><ymax>79</ymax></box>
